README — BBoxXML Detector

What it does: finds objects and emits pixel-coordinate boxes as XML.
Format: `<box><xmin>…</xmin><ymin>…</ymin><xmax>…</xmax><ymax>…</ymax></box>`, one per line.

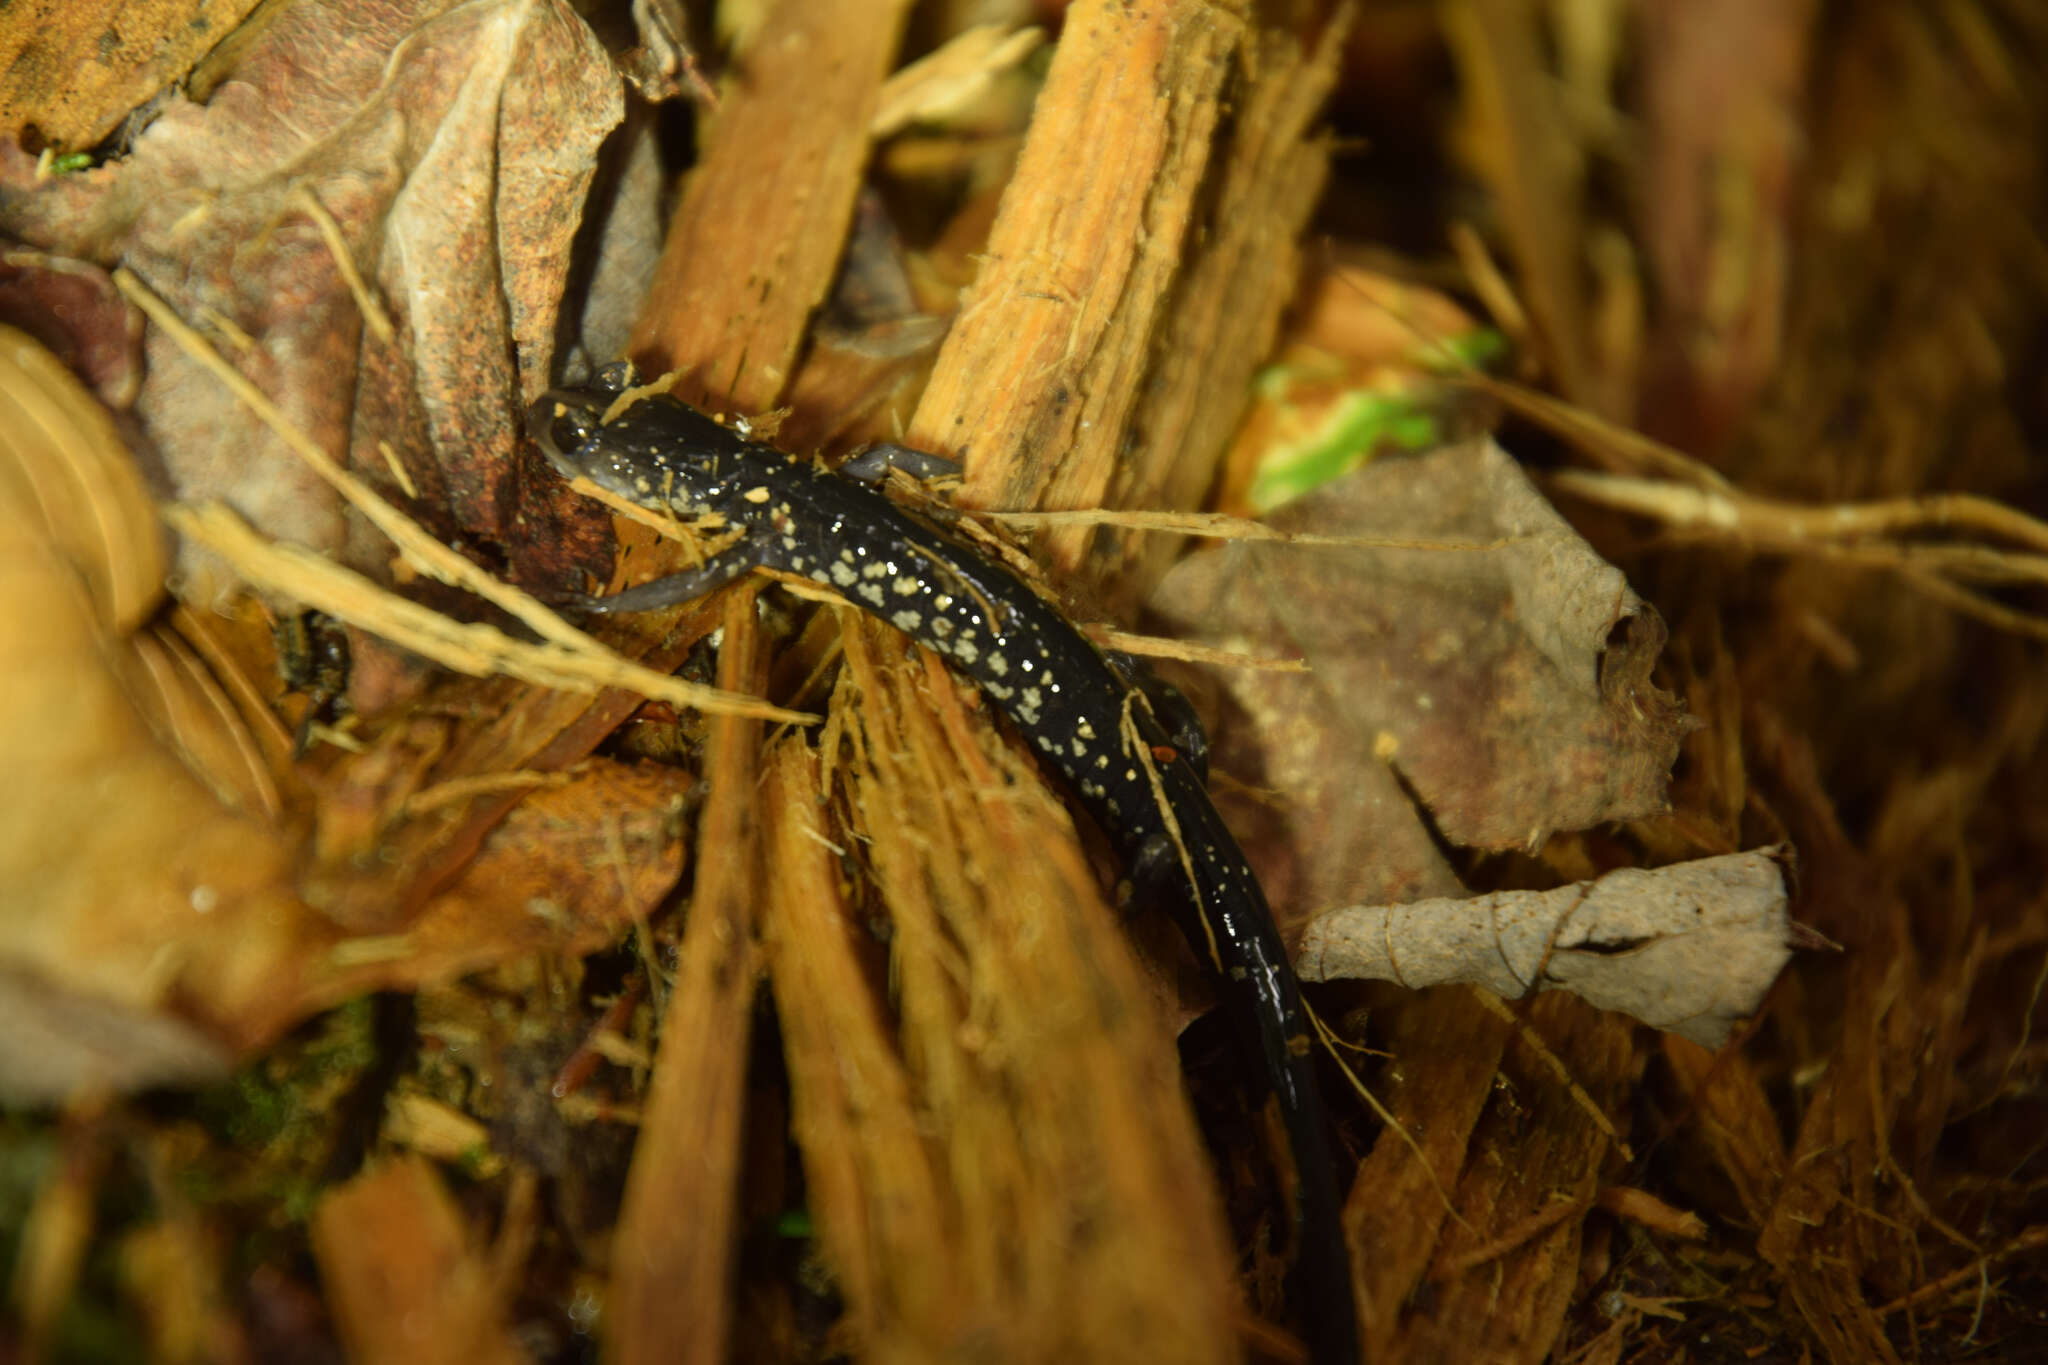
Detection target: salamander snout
<box><xmin>526</xmin><ymin>388</ymin><xmax>609</xmax><ymax>476</ymax></box>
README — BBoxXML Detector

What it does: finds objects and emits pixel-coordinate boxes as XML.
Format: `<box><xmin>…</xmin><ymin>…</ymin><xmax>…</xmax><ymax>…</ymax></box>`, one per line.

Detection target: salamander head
<box><xmin>527</xmin><ymin>387</ymin><xmax>611</xmax><ymax>481</ymax></box>
<box><xmin>527</xmin><ymin>374</ymin><xmax>764</xmax><ymax>515</ymax></box>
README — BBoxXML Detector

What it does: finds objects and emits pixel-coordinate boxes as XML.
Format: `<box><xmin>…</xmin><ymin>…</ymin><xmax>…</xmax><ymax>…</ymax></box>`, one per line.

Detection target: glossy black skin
<box><xmin>529</xmin><ymin>373</ymin><xmax>1357</xmax><ymax>1364</ymax></box>
<box><xmin>275</xmin><ymin>609</ymin><xmax>351</xmax><ymax>756</ymax></box>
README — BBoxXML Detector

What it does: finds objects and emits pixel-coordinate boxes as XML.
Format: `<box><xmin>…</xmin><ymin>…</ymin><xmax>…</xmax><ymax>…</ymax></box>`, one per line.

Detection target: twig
<box><xmin>118</xmin><ymin>268</ymin><xmax>804</xmax><ymax>721</ymax></box>
<box><xmin>166</xmin><ymin>502</ymin><xmax>809</xmax><ymax>724</ymax></box>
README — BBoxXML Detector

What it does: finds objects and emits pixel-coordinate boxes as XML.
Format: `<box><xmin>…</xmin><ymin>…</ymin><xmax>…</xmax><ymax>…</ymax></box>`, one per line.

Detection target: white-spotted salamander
<box><xmin>529</xmin><ymin>367</ymin><xmax>1357</xmax><ymax>1364</ymax></box>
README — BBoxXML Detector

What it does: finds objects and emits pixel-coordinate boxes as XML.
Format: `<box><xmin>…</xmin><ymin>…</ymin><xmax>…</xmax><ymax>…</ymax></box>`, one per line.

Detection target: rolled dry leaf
<box><xmin>1298</xmin><ymin>848</ymin><xmax>1794</xmax><ymax>1049</ymax></box>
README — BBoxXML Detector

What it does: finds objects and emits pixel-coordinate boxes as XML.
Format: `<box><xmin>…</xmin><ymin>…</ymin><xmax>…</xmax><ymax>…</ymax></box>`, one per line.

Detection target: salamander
<box><xmin>528</xmin><ymin>368</ymin><xmax>1357</xmax><ymax>1364</ymax></box>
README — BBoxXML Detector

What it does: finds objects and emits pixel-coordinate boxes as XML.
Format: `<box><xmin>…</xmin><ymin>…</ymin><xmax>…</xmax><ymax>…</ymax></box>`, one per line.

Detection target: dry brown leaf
<box><xmin>235</xmin><ymin>758</ymin><xmax>690</xmax><ymax>1048</ymax></box>
<box><xmin>0</xmin><ymin>0</ymin><xmax>626</xmax><ymax>597</ymax></box>
<box><xmin>310</xmin><ymin>1156</ymin><xmax>529</xmax><ymax>1365</ymax></box>
<box><xmin>0</xmin><ymin>245</ymin><xmax>144</xmax><ymax>407</ymax></box>
<box><xmin>1149</xmin><ymin>436</ymin><xmax>1694</xmax><ymax>923</ymax></box>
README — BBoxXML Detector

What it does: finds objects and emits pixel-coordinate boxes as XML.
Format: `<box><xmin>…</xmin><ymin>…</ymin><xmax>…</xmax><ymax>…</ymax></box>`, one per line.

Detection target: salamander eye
<box><xmin>526</xmin><ymin>389</ymin><xmax>606</xmax><ymax>471</ymax></box>
<box><xmin>593</xmin><ymin>360</ymin><xmax>637</xmax><ymax>396</ymax></box>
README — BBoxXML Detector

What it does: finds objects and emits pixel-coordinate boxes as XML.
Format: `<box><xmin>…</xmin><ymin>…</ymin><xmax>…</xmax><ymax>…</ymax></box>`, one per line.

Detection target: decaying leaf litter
<box><xmin>2</xmin><ymin>0</ymin><xmax>2045</xmax><ymax>1362</ymax></box>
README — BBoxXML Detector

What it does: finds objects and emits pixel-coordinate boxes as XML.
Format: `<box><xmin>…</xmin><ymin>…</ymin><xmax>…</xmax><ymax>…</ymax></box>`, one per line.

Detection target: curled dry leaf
<box><xmin>1298</xmin><ymin>848</ymin><xmax>1795</xmax><ymax>1049</ymax></box>
<box><xmin>0</xmin><ymin>323</ymin><xmax>164</xmax><ymax>630</ymax></box>
<box><xmin>1148</xmin><ymin>436</ymin><xmax>1696</xmax><ymax>922</ymax></box>
<box><xmin>0</xmin><ymin>326</ymin><xmax>298</xmax><ymax>1101</ymax></box>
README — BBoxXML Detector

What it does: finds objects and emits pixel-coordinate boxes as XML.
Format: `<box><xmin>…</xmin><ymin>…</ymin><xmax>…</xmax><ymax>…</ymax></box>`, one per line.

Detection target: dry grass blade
<box><xmin>871</xmin><ymin>23</ymin><xmax>1043</xmax><ymax>138</ymax></box>
<box><xmin>164</xmin><ymin>501</ymin><xmax>809</xmax><ymax>724</ymax></box>
<box><xmin>990</xmin><ymin>505</ymin><xmax>1516</xmax><ymax>553</ymax></box>
<box><xmin>1464</xmin><ymin>371</ymin><xmax>1736</xmax><ymax>490</ymax></box>
<box><xmin>1550</xmin><ymin>469</ymin><xmax>2048</xmax><ymax>556</ymax></box>
<box><xmin>113</xmin><ymin>269</ymin><xmax>685</xmax><ymax>664</ymax></box>
<box><xmin>1550</xmin><ymin>468</ymin><xmax>2048</xmax><ymax>639</ymax></box>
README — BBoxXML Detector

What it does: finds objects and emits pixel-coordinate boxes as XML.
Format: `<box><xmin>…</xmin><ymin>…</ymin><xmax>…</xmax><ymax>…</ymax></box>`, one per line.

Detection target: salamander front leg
<box><xmin>1108</xmin><ymin>654</ymin><xmax>1211</xmax><ymax>780</ymax></box>
<box><xmin>565</xmin><ymin>538</ymin><xmax>765</xmax><ymax>614</ymax></box>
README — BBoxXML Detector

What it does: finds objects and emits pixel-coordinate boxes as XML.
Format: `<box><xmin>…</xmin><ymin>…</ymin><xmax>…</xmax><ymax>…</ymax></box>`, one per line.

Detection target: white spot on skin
<box><xmin>1070</xmin><ymin>738</ymin><xmax>1088</xmax><ymax>758</ymax></box>
<box><xmin>893</xmin><ymin>577</ymin><xmax>921</xmax><ymax>596</ymax></box>
<box><xmin>985</xmin><ymin>680</ymin><xmax>1014</xmax><ymax>701</ymax></box>
<box><xmin>862</xmin><ymin>561</ymin><xmax>890</xmax><ymax>579</ymax></box>
<box><xmin>742</xmin><ymin>486</ymin><xmax>771</xmax><ymax>503</ymax></box>
<box><xmin>1076</xmin><ymin>720</ymin><xmax>1095</xmax><ymax>740</ymax></box>
<box><xmin>857</xmin><ymin>582</ymin><xmax>885</xmax><ymax>605</ymax></box>
<box><xmin>933</xmin><ymin>594</ymin><xmax>954</xmax><ymax>612</ymax></box>
<box><xmin>830</xmin><ymin>561</ymin><xmax>859</xmax><ymax>587</ymax></box>
<box><xmin>954</xmin><ymin>639</ymin><xmax>978</xmax><ymax>664</ymax></box>
<box><xmin>930</xmin><ymin>617</ymin><xmax>953</xmax><ymax>638</ymax></box>
<box><xmin>892</xmin><ymin>610</ymin><xmax>921</xmax><ymax>632</ymax></box>
<box><xmin>988</xmin><ymin>654</ymin><xmax>1009</xmax><ymax>677</ymax></box>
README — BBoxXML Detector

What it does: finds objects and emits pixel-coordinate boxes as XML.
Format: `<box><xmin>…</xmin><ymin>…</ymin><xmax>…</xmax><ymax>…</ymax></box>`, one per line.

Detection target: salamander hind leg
<box><xmin>1127</xmin><ymin>830</ymin><xmax>1182</xmax><ymax>908</ymax></box>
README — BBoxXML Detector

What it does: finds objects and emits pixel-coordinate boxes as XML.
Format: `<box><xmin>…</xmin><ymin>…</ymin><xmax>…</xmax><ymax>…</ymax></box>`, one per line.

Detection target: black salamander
<box><xmin>529</xmin><ymin>371</ymin><xmax>1357</xmax><ymax>1364</ymax></box>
